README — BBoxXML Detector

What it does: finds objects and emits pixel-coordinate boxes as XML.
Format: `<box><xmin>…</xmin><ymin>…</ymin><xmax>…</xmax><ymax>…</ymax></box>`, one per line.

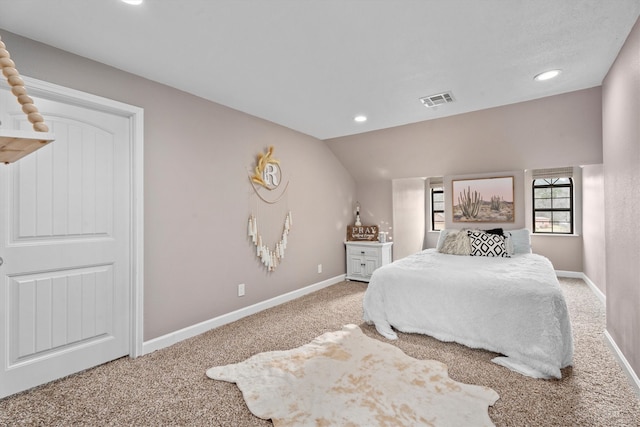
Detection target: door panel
<box><xmin>14</xmin><ymin>118</ymin><xmax>114</xmax><ymax>240</ymax></box>
<box><xmin>9</xmin><ymin>265</ymin><xmax>113</xmax><ymax>363</ymax></box>
<box><xmin>0</xmin><ymin>88</ymin><xmax>131</xmax><ymax>398</ymax></box>
<box><xmin>348</xmin><ymin>255</ymin><xmax>365</xmax><ymax>277</ymax></box>
<box><xmin>363</xmin><ymin>257</ymin><xmax>379</xmax><ymax>277</ymax></box>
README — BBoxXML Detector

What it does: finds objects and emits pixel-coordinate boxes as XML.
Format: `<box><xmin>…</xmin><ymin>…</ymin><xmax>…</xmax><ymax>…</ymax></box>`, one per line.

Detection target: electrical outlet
<box><xmin>317</xmin><ymin>264</ymin><xmax>322</xmax><ymax>274</ymax></box>
<box><xmin>238</xmin><ymin>283</ymin><xmax>245</xmax><ymax>297</ymax></box>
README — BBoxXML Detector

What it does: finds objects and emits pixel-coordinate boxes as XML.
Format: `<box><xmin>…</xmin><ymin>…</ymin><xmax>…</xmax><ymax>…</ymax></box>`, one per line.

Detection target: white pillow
<box><xmin>508</xmin><ymin>229</ymin><xmax>532</xmax><ymax>254</ymax></box>
<box><xmin>504</xmin><ymin>232</ymin><xmax>515</xmax><ymax>255</ymax></box>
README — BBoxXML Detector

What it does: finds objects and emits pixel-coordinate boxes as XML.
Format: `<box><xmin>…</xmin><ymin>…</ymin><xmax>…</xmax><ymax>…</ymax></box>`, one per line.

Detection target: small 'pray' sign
<box><xmin>347</xmin><ymin>225</ymin><xmax>379</xmax><ymax>241</ymax></box>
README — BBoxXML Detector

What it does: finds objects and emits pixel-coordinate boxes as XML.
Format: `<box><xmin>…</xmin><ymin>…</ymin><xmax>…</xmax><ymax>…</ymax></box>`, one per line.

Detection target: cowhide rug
<box><xmin>206</xmin><ymin>324</ymin><xmax>498</xmax><ymax>426</ymax></box>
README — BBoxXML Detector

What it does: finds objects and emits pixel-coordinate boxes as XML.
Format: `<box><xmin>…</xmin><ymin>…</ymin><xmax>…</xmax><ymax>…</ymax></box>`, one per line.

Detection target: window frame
<box><xmin>431</xmin><ymin>186</ymin><xmax>444</xmax><ymax>231</ymax></box>
<box><xmin>532</xmin><ymin>177</ymin><xmax>574</xmax><ymax>234</ymax></box>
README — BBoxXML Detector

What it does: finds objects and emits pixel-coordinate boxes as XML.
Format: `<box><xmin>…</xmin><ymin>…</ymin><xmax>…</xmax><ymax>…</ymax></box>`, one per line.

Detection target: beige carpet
<box><xmin>207</xmin><ymin>324</ymin><xmax>499</xmax><ymax>426</ymax></box>
<box><xmin>1</xmin><ymin>278</ymin><xmax>639</xmax><ymax>426</ymax></box>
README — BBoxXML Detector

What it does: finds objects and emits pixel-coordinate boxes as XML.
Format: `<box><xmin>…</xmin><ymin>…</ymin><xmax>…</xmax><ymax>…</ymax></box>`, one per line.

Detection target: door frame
<box><xmin>1</xmin><ymin>76</ymin><xmax>145</xmax><ymax>358</ymax></box>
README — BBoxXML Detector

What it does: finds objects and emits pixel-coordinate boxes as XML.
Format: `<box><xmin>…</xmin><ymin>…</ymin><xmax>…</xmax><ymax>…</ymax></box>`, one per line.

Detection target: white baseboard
<box><xmin>555</xmin><ymin>270</ymin><xmax>606</xmax><ymax>305</ymax></box>
<box><xmin>142</xmin><ymin>274</ymin><xmax>346</xmax><ymax>355</ymax></box>
<box><xmin>581</xmin><ymin>273</ymin><xmax>606</xmax><ymax>305</ymax></box>
<box><xmin>555</xmin><ymin>270</ymin><xmax>582</xmax><ymax>278</ymax></box>
<box><xmin>604</xmin><ymin>330</ymin><xmax>640</xmax><ymax>398</ymax></box>
<box><xmin>556</xmin><ymin>272</ymin><xmax>637</xmax><ymax>397</ymax></box>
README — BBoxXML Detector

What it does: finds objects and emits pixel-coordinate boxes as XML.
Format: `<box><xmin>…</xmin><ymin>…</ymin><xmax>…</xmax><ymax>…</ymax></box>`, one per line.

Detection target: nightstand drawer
<box><xmin>347</xmin><ymin>245</ymin><xmax>379</xmax><ymax>257</ymax></box>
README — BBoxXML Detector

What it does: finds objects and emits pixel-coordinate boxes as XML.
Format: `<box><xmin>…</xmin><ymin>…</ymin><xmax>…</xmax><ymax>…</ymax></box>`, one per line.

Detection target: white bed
<box><xmin>362</xmin><ymin>230</ymin><xmax>574</xmax><ymax>379</ymax></box>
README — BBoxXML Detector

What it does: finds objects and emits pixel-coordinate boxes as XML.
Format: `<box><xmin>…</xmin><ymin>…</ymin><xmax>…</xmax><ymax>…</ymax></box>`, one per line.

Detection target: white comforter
<box><xmin>363</xmin><ymin>249</ymin><xmax>574</xmax><ymax>379</ymax></box>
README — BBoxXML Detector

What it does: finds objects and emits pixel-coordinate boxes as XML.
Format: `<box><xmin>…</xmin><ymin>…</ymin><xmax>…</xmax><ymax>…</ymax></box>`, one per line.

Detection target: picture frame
<box><xmin>452</xmin><ymin>176</ymin><xmax>514</xmax><ymax>223</ymax></box>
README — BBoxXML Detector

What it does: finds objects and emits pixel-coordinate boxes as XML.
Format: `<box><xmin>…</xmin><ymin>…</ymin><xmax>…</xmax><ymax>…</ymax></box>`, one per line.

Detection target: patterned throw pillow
<box><xmin>467</xmin><ymin>230</ymin><xmax>510</xmax><ymax>257</ymax></box>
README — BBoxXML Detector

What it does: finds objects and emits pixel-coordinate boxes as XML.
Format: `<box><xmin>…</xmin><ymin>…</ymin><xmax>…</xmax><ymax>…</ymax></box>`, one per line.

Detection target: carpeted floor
<box><xmin>0</xmin><ymin>278</ymin><xmax>639</xmax><ymax>426</ymax></box>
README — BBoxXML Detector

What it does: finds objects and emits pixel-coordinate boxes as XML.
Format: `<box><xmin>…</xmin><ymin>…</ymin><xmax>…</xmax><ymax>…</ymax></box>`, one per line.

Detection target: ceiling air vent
<box><xmin>420</xmin><ymin>91</ymin><xmax>455</xmax><ymax>108</ymax></box>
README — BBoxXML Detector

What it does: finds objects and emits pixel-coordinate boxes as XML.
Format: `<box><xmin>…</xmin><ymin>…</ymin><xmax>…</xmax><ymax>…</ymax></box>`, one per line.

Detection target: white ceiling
<box><xmin>0</xmin><ymin>0</ymin><xmax>639</xmax><ymax>140</ymax></box>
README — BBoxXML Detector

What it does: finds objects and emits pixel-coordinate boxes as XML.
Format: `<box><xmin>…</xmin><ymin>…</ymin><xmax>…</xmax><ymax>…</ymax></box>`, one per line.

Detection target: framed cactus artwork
<box><xmin>452</xmin><ymin>176</ymin><xmax>514</xmax><ymax>222</ymax></box>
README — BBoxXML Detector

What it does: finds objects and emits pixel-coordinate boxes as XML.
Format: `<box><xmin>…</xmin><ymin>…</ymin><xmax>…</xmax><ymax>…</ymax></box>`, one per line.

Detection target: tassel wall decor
<box><xmin>248</xmin><ymin>211</ymin><xmax>292</xmax><ymax>271</ymax></box>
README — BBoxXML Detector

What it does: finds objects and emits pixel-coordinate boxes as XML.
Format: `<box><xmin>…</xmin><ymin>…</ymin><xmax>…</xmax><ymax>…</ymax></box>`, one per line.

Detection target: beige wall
<box><xmin>1</xmin><ymin>31</ymin><xmax>356</xmax><ymax>341</ymax></box>
<box><xmin>391</xmin><ymin>178</ymin><xmax>425</xmax><ymax>260</ymax></box>
<box><xmin>602</xmin><ymin>17</ymin><xmax>640</xmax><ymax>379</ymax></box>
<box><xmin>531</xmin><ymin>235</ymin><xmax>583</xmax><ymax>272</ymax></box>
<box><xmin>326</xmin><ymin>88</ymin><xmax>603</xmax><ymax>183</ymax></box>
<box><xmin>354</xmin><ymin>180</ymin><xmax>393</xmax><ymax>233</ymax></box>
<box><xmin>582</xmin><ymin>164</ymin><xmax>606</xmax><ymax>294</ymax></box>
<box><xmin>327</xmin><ymin>88</ymin><xmax>602</xmax><ymax>271</ymax></box>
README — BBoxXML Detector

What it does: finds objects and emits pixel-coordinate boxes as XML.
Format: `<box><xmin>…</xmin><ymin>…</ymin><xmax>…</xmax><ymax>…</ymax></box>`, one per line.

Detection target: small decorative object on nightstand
<box><xmin>345</xmin><ymin>241</ymin><xmax>393</xmax><ymax>283</ymax></box>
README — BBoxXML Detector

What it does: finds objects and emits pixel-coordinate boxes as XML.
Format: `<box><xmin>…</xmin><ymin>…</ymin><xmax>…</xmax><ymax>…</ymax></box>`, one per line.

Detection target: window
<box><xmin>532</xmin><ymin>177</ymin><xmax>573</xmax><ymax>234</ymax></box>
<box><xmin>431</xmin><ymin>186</ymin><xmax>445</xmax><ymax>231</ymax></box>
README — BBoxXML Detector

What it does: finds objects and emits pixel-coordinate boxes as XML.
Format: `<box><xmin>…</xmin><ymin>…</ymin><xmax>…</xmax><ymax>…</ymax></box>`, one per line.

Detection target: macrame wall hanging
<box><xmin>0</xmin><ymin>34</ymin><xmax>55</xmax><ymax>164</ymax></box>
<box><xmin>247</xmin><ymin>146</ymin><xmax>291</xmax><ymax>271</ymax></box>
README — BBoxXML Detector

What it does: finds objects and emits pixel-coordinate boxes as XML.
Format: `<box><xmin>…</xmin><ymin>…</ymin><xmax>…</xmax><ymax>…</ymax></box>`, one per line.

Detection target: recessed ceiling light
<box><xmin>534</xmin><ymin>69</ymin><xmax>561</xmax><ymax>81</ymax></box>
<box><xmin>354</xmin><ymin>115</ymin><xmax>367</xmax><ymax>123</ymax></box>
<box><xmin>121</xmin><ymin>0</ymin><xmax>143</xmax><ymax>5</ymax></box>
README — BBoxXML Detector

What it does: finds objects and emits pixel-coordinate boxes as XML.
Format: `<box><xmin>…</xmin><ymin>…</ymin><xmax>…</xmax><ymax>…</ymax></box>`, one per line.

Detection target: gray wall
<box><xmin>1</xmin><ymin>30</ymin><xmax>356</xmax><ymax>341</ymax></box>
<box><xmin>603</xmin><ymin>16</ymin><xmax>640</xmax><ymax>380</ymax></box>
<box><xmin>327</xmin><ymin>88</ymin><xmax>602</xmax><ymax>272</ymax></box>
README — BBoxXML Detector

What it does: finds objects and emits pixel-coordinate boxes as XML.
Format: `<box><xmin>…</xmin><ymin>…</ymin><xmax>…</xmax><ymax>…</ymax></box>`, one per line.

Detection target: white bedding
<box><xmin>362</xmin><ymin>249</ymin><xmax>574</xmax><ymax>379</ymax></box>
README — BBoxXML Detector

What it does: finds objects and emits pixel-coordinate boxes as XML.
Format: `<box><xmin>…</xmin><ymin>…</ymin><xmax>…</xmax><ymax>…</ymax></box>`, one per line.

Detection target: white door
<box><xmin>0</xmin><ymin>85</ymin><xmax>133</xmax><ymax>398</ymax></box>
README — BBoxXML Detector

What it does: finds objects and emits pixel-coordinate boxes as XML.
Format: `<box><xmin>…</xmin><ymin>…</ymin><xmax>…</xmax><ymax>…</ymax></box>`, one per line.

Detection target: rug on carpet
<box><xmin>206</xmin><ymin>324</ymin><xmax>499</xmax><ymax>427</ymax></box>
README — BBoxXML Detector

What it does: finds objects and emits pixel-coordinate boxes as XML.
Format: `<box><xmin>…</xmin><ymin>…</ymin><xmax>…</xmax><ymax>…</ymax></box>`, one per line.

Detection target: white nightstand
<box><xmin>345</xmin><ymin>241</ymin><xmax>393</xmax><ymax>282</ymax></box>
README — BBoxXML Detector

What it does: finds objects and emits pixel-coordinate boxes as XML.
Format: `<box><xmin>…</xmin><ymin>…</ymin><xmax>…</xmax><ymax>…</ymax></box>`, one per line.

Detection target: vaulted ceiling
<box><xmin>0</xmin><ymin>0</ymin><xmax>638</xmax><ymax>139</ymax></box>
